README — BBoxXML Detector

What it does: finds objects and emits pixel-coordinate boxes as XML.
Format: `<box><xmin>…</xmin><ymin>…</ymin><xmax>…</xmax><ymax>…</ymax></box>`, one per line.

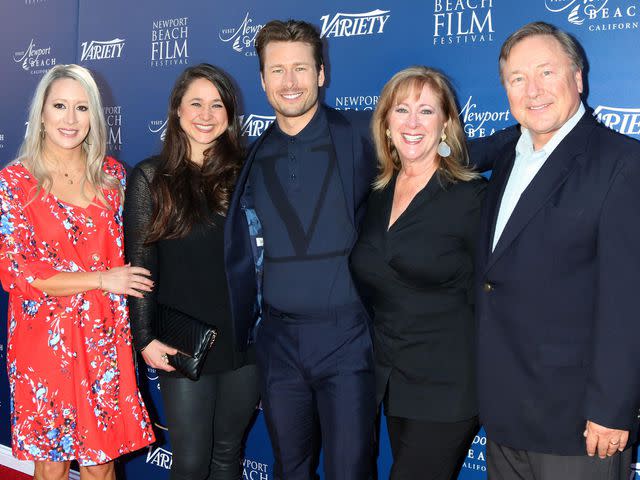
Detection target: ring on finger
<box><xmin>609</xmin><ymin>439</ymin><xmax>620</xmax><ymax>445</ymax></box>
<box><xmin>161</xmin><ymin>353</ymin><xmax>169</xmax><ymax>364</ymax></box>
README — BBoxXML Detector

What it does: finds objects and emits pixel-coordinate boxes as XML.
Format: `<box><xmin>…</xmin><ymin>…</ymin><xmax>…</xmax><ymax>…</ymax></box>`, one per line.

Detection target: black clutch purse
<box><xmin>155</xmin><ymin>304</ymin><xmax>218</xmax><ymax>381</ymax></box>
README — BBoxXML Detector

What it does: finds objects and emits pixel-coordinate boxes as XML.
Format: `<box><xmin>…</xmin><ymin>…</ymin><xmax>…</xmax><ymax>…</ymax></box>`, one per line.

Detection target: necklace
<box><xmin>45</xmin><ymin>154</ymin><xmax>86</xmax><ymax>185</ymax></box>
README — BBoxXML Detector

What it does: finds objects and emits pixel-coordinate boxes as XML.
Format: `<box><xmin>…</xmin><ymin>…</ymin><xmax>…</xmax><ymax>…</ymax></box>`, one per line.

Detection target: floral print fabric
<box><xmin>0</xmin><ymin>158</ymin><xmax>155</xmax><ymax>466</ymax></box>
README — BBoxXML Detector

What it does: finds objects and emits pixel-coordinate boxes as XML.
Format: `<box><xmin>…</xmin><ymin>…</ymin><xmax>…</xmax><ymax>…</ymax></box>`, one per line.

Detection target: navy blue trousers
<box><xmin>256</xmin><ymin>304</ymin><xmax>376</xmax><ymax>480</ymax></box>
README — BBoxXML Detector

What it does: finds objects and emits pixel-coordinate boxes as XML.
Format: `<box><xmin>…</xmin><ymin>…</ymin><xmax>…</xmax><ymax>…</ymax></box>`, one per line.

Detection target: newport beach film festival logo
<box><xmin>594</xmin><ymin>105</ymin><xmax>640</xmax><ymax>137</ymax></box>
<box><xmin>13</xmin><ymin>39</ymin><xmax>56</xmax><ymax>75</ymax></box>
<box><xmin>544</xmin><ymin>0</ymin><xmax>638</xmax><ymax>31</ymax></box>
<box><xmin>459</xmin><ymin>96</ymin><xmax>511</xmax><ymax>138</ymax></box>
<box><xmin>433</xmin><ymin>0</ymin><xmax>494</xmax><ymax>46</ymax></box>
<box><xmin>463</xmin><ymin>433</ymin><xmax>487</xmax><ymax>473</ymax></box>
<box><xmin>151</xmin><ymin>16</ymin><xmax>189</xmax><ymax>67</ymax></box>
<box><xmin>240</xmin><ymin>114</ymin><xmax>275</xmax><ymax>138</ymax></box>
<box><xmin>333</xmin><ymin>94</ymin><xmax>379</xmax><ymax>111</ymax></box>
<box><xmin>218</xmin><ymin>12</ymin><xmax>264</xmax><ymax>56</ymax></box>
<box><xmin>148</xmin><ymin>118</ymin><xmax>168</xmax><ymax>142</ymax></box>
<box><xmin>80</xmin><ymin>38</ymin><xmax>125</xmax><ymax>62</ymax></box>
<box><xmin>104</xmin><ymin>105</ymin><xmax>122</xmax><ymax>152</ymax></box>
<box><xmin>320</xmin><ymin>9</ymin><xmax>391</xmax><ymax>38</ymax></box>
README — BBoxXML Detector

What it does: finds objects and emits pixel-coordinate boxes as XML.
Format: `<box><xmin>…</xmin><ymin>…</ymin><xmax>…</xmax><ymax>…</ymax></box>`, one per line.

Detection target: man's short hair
<box><xmin>499</xmin><ymin>21</ymin><xmax>584</xmax><ymax>85</ymax></box>
<box><xmin>255</xmin><ymin>19</ymin><xmax>324</xmax><ymax>73</ymax></box>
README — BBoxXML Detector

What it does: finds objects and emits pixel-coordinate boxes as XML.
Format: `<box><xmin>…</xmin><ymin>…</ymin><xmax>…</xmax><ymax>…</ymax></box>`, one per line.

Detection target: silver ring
<box><xmin>609</xmin><ymin>439</ymin><xmax>620</xmax><ymax>445</ymax></box>
<box><xmin>161</xmin><ymin>353</ymin><xmax>169</xmax><ymax>364</ymax></box>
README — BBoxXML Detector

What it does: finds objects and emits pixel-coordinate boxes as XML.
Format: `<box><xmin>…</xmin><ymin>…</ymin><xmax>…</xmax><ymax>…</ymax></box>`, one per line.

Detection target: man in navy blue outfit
<box><xmin>224</xmin><ymin>19</ymin><xmax>377</xmax><ymax>479</ymax></box>
<box><xmin>476</xmin><ymin>22</ymin><xmax>640</xmax><ymax>479</ymax></box>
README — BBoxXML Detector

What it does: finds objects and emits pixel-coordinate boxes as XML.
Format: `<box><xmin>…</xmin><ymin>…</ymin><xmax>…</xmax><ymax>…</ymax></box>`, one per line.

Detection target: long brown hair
<box><xmin>146</xmin><ymin>64</ymin><xmax>243</xmax><ymax>242</ymax></box>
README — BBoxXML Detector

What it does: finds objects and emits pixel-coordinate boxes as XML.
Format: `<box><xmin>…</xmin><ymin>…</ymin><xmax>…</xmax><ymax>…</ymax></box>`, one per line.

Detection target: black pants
<box><xmin>386</xmin><ymin>415</ymin><xmax>478</xmax><ymax>480</ymax></box>
<box><xmin>486</xmin><ymin>439</ymin><xmax>633</xmax><ymax>480</ymax></box>
<box><xmin>159</xmin><ymin>364</ymin><xmax>260</xmax><ymax>480</ymax></box>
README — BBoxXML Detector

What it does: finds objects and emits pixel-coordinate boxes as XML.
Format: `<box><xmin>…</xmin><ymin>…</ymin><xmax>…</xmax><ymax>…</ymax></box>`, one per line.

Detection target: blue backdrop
<box><xmin>0</xmin><ymin>0</ymin><xmax>639</xmax><ymax>478</ymax></box>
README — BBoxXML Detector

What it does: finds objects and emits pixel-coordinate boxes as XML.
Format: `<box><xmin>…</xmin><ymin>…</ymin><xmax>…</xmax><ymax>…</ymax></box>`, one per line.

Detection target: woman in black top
<box><xmin>124</xmin><ymin>64</ymin><xmax>259</xmax><ymax>480</ymax></box>
<box><xmin>351</xmin><ymin>66</ymin><xmax>485</xmax><ymax>479</ymax></box>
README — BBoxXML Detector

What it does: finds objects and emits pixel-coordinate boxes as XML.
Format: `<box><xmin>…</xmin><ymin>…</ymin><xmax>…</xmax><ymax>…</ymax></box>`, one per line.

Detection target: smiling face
<box><xmin>260</xmin><ymin>41</ymin><xmax>325</xmax><ymax>135</ymax></box>
<box><xmin>386</xmin><ymin>83</ymin><xmax>448</xmax><ymax>167</ymax></box>
<box><xmin>502</xmin><ymin>34</ymin><xmax>583</xmax><ymax>150</ymax></box>
<box><xmin>41</xmin><ymin>78</ymin><xmax>90</xmax><ymax>156</ymax></box>
<box><xmin>177</xmin><ymin>77</ymin><xmax>229</xmax><ymax>162</ymax></box>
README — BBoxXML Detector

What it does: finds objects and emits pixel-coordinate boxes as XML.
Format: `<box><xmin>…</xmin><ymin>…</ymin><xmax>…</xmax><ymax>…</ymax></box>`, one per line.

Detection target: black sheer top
<box><xmin>123</xmin><ymin>156</ymin><xmax>253</xmax><ymax>375</ymax></box>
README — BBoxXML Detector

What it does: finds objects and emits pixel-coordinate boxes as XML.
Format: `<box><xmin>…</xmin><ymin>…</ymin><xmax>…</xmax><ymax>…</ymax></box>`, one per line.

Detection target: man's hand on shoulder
<box><xmin>583</xmin><ymin>420</ymin><xmax>628</xmax><ymax>458</ymax></box>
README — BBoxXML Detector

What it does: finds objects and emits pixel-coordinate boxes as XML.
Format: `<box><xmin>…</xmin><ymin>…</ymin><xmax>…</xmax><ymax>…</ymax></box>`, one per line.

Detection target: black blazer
<box><xmin>351</xmin><ymin>174</ymin><xmax>486</xmax><ymax>422</ymax></box>
<box><xmin>476</xmin><ymin>112</ymin><xmax>640</xmax><ymax>455</ymax></box>
<box><xmin>223</xmin><ymin>106</ymin><xmax>376</xmax><ymax>350</ymax></box>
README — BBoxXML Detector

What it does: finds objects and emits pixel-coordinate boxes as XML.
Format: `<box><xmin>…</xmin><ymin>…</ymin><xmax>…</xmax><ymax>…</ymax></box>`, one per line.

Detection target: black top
<box><xmin>248</xmin><ymin>107</ymin><xmax>359</xmax><ymax>313</ymax></box>
<box><xmin>351</xmin><ymin>172</ymin><xmax>486</xmax><ymax>421</ymax></box>
<box><xmin>124</xmin><ymin>157</ymin><xmax>253</xmax><ymax>376</ymax></box>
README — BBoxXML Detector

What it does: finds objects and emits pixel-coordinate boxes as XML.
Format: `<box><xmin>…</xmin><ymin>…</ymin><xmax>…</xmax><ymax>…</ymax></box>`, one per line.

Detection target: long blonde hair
<box><xmin>17</xmin><ymin>64</ymin><xmax>120</xmax><ymax>205</ymax></box>
<box><xmin>372</xmin><ymin>66</ymin><xmax>478</xmax><ymax>190</ymax></box>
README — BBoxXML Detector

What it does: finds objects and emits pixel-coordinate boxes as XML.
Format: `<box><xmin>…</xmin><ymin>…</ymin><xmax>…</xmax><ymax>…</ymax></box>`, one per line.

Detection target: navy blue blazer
<box><xmin>476</xmin><ymin>112</ymin><xmax>640</xmax><ymax>455</ymax></box>
<box><xmin>223</xmin><ymin>106</ymin><xmax>376</xmax><ymax>351</ymax></box>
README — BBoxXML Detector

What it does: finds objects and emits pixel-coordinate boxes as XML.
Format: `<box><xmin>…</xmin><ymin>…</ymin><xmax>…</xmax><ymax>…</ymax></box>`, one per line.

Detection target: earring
<box><xmin>40</xmin><ymin>122</ymin><xmax>46</xmax><ymax>139</ymax></box>
<box><xmin>437</xmin><ymin>132</ymin><xmax>451</xmax><ymax>158</ymax></box>
<box><xmin>385</xmin><ymin>128</ymin><xmax>391</xmax><ymax>138</ymax></box>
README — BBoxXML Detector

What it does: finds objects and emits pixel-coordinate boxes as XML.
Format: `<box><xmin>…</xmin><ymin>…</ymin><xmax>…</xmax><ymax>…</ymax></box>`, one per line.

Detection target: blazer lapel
<box><xmin>485</xmin><ymin>114</ymin><xmax>593</xmax><ymax>272</ymax></box>
<box><xmin>326</xmin><ymin>107</ymin><xmax>356</xmax><ymax>227</ymax></box>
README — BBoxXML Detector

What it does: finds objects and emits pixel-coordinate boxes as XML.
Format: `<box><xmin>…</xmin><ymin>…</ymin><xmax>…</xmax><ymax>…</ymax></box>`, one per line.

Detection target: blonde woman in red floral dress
<box><xmin>0</xmin><ymin>64</ymin><xmax>155</xmax><ymax>480</ymax></box>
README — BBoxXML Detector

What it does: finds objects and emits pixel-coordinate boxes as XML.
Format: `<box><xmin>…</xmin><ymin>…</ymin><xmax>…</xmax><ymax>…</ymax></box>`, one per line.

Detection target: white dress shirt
<box><xmin>492</xmin><ymin>103</ymin><xmax>586</xmax><ymax>251</ymax></box>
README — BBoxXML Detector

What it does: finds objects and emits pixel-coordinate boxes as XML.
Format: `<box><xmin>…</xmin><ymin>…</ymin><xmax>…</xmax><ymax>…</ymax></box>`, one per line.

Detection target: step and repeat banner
<box><xmin>0</xmin><ymin>0</ymin><xmax>639</xmax><ymax>478</ymax></box>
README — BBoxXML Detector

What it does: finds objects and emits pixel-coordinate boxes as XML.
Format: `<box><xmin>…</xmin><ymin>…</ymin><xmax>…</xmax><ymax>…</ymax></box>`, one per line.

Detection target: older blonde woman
<box><xmin>0</xmin><ymin>64</ymin><xmax>155</xmax><ymax>480</ymax></box>
<box><xmin>351</xmin><ymin>66</ymin><xmax>484</xmax><ymax>479</ymax></box>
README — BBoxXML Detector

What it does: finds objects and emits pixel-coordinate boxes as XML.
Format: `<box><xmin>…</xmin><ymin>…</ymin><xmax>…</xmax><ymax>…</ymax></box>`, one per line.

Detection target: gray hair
<box><xmin>498</xmin><ymin>21</ymin><xmax>584</xmax><ymax>85</ymax></box>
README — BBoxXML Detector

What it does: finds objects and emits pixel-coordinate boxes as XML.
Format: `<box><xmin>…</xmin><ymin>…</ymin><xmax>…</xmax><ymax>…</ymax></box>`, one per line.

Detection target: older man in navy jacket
<box><xmin>476</xmin><ymin>21</ymin><xmax>640</xmax><ymax>479</ymax></box>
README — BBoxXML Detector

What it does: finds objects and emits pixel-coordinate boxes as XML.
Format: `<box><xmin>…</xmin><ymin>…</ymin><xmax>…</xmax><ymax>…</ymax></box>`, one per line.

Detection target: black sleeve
<box><xmin>123</xmin><ymin>164</ymin><xmax>158</xmax><ymax>352</ymax></box>
<box><xmin>462</xmin><ymin>179</ymin><xmax>488</xmax><ymax>304</ymax></box>
<box><xmin>468</xmin><ymin>124</ymin><xmax>520</xmax><ymax>172</ymax></box>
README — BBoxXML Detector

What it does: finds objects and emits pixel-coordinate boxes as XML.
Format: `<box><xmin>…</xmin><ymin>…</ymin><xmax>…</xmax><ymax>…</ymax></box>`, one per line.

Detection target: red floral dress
<box><xmin>0</xmin><ymin>157</ymin><xmax>155</xmax><ymax>465</ymax></box>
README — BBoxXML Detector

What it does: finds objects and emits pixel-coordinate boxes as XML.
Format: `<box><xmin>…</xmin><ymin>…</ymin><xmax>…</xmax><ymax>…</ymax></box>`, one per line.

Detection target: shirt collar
<box><xmin>274</xmin><ymin>104</ymin><xmax>327</xmax><ymax>142</ymax></box>
<box><xmin>516</xmin><ymin>103</ymin><xmax>586</xmax><ymax>157</ymax></box>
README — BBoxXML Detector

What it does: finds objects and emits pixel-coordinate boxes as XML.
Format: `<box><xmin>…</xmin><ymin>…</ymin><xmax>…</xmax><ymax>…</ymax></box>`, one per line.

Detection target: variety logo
<box><xmin>320</xmin><ymin>9</ymin><xmax>391</xmax><ymax>38</ymax></box>
<box><xmin>80</xmin><ymin>38</ymin><xmax>125</xmax><ymax>61</ymax></box>
<box><xmin>594</xmin><ymin>105</ymin><xmax>640</xmax><ymax>136</ymax></box>
<box><xmin>459</xmin><ymin>96</ymin><xmax>511</xmax><ymax>138</ymax></box>
<box><xmin>151</xmin><ymin>16</ymin><xmax>189</xmax><ymax>67</ymax></box>
<box><xmin>0</xmin><ymin>132</ymin><xmax>4</xmax><ymax>150</ymax></box>
<box><xmin>333</xmin><ymin>94</ymin><xmax>379</xmax><ymax>111</ymax></box>
<box><xmin>13</xmin><ymin>39</ymin><xmax>56</xmax><ymax>75</ymax></box>
<box><xmin>148</xmin><ymin>119</ymin><xmax>168</xmax><ymax>142</ymax></box>
<box><xmin>463</xmin><ymin>433</ymin><xmax>487</xmax><ymax>472</ymax></box>
<box><xmin>433</xmin><ymin>0</ymin><xmax>494</xmax><ymax>46</ymax></box>
<box><xmin>24</xmin><ymin>0</ymin><xmax>46</xmax><ymax>4</ymax></box>
<box><xmin>218</xmin><ymin>12</ymin><xmax>264</xmax><ymax>56</ymax></box>
<box><xmin>146</xmin><ymin>446</ymin><xmax>172</xmax><ymax>470</ymax></box>
<box><xmin>104</xmin><ymin>105</ymin><xmax>122</xmax><ymax>152</ymax></box>
<box><xmin>544</xmin><ymin>0</ymin><xmax>637</xmax><ymax>31</ymax></box>
<box><xmin>240</xmin><ymin>114</ymin><xmax>275</xmax><ymax>138</ymax></box>
<box><xmin>243</xmin><ymin>458</ymin><xmax>270</xmax><ymax>480</ymax></box>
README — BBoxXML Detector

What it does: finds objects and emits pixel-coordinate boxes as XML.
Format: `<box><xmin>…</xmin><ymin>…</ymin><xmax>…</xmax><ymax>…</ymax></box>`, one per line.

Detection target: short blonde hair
<box><xmin>18</xmin><ymin>64</ymin><xmax>120</xmax><ymax>204</ymax></box>
<box><xmin>372</xmin><ymin>66</ymin><xmax>477</xmax><ymax>190</ymax></box>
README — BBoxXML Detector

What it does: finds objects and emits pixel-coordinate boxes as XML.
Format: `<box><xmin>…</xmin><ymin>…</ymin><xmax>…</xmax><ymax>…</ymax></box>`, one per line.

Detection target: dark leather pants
<box><xmin>159</xmin><ymin>364</ymin><xmax>259</xmax><ymax>480</ymax></box>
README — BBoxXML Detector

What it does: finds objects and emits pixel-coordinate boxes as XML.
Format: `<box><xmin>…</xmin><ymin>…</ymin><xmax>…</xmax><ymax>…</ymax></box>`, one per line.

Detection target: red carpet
<box><xmin>0</xmin><ymin>464</ymin><xmax>30</xmax><ymax>480</ymax></box>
